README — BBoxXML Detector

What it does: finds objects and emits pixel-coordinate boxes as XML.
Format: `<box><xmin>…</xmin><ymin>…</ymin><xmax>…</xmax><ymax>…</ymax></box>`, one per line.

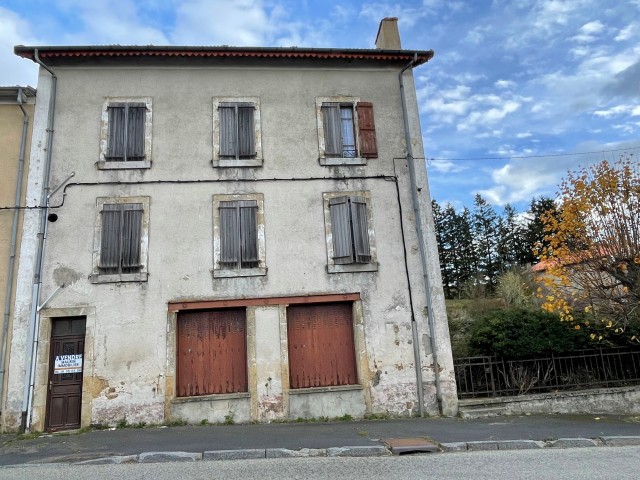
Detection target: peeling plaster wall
<box><xmin>4</xmin><ymin>58</ymin><xmax>457</xmax><ymax>430</ymax></box>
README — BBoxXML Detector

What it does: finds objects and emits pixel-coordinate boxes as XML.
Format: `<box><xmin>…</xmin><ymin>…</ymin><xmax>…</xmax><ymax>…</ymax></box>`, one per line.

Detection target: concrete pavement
<box><xmin>1</xmin><ymin>414</ymin><xmax>640</xmax><ymax>466</ymax></box>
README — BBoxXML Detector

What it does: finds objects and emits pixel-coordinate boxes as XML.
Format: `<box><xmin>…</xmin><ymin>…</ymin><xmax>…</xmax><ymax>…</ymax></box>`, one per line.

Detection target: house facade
<box><xmin>5</xmin><ymin>18</ymin><xmax>457</xmax><ymax>432</ymax></box>
<box><xmin>0</xmin><ymin>86</ymin><xmax>35</xmax><ymax>429</ymax></box>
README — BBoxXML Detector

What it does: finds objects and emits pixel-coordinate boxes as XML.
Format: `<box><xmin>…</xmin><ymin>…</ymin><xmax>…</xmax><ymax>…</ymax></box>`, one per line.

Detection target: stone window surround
<box><xmin>212</xmin><ymin>97</ymin><xmax>263</xmax><ymax>168</ymax></box>
<box><xmin>90</xmin><ymin>196</ymin><xmax>150</xmax><ymax>284</ymax></box>
<box><xmin>316</xmin><ymin>96</ymin><xmax>367</xmax><ymax>166</ymax></box>
<box><xmin>322</xmin><ymin>190</ymin><xmax>378</xmax><ymax>274</ymax></box>
<box><xmin>212</xmin><ymin>193</ymin><xmax>267</xmax><ymax>278</ymax></box>
<box><xmin>98</xmin><ymin>97</ymin><xmax>153</xmax><ymax>170</ymax></box>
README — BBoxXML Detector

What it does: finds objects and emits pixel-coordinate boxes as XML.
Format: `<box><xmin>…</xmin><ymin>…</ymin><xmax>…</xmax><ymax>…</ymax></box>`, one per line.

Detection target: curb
<box><xmin>440</xmin><ymin>436</ymin><xmax>640</xmax><ymax>452</ymax></box>
<box><xmin>3</xmin><ymin>436</ymin><xmax>640</xmax><ymax>467</ymax></box>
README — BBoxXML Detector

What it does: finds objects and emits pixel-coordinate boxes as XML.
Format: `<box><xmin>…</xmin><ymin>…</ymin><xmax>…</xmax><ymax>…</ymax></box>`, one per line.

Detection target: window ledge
<box><xmin>212</xmin><ymin>267</ymin><xmax>267</xmax><ymax>278</ymax></box>
<box><xmin>97</xmin><ymin>160</ymin><xmax>151</xmax><ymax>170</ymax></box>
<box><xmin>289</xmin><ymin>384</ymin><xmax>363</xmax><ymax>395</ymax></box>
<box><xmin>319</xmin><ymin>157</ymin><xmax>367</xmax><ymax>166</ymax></box>
<box><xmin>327</xmin><ymin>262</ymin><xmax>378</xmax><ymax>274</ymax></box>
<box><xmin>172</xmin><ymin>392</ymin><xmax>250</xmax><ymax>404</ymax></box>
<box><xmin>90</xmin><ymin>272</ymin><xmax>149</xmax><ymax>284</ymax></box>
<box><xmin>213</xmin><ymin>158</ymin><xmax>263</xmax><ymax>168</ymax></box>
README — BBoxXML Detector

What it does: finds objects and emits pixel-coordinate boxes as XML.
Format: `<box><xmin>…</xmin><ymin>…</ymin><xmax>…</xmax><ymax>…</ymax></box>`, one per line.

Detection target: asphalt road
<box><xmin>1</xmin><ymin>446</ymin><xmax>639</xmax><ymax>480</ymax></box>
<box><xmin>2</xmin><ymin>414</ymin><xmax>640</xmax><ymax>466</ymax></box>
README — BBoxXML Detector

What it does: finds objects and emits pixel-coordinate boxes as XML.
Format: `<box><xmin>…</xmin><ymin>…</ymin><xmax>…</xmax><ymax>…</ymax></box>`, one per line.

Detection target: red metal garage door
<box><xmin>287</xmin><ymin>302</ymin><xmax>357</xmax><ymax>389</ymax></box>
<box><xmin>177</xmin><ymin>308</ymin><xmax>247</xmax><ymax>396</ymax></box>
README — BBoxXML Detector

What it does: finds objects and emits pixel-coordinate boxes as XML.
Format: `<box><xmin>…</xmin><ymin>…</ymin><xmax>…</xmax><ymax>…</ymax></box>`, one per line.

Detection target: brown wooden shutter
<box><xmin>287</xmin><ymin>303</ymin><xmax>357</xmax><ymax>389</ymax></box>
<box><xmin>177</xmin><ymin>309</ymin><xmax>247</xmax><ymax>397</ymax></box>
<box><xmin>357</xmin><ymin>102</ymin><xmax>377</xmax><ymax>158</ymax></box>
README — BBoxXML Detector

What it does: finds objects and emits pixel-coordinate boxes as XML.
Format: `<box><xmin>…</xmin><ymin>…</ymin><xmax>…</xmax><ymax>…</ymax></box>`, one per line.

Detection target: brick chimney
<box><xmin>375</xmin><ymin>17</ymin><xmax>402</xmax><ymax>49</ymax></box>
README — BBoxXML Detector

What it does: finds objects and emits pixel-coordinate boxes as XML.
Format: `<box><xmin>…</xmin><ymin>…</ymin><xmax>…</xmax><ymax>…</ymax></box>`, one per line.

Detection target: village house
<box><xmin>3</xmin><ymin>18</ymin><xmax>457</xmax><ymax>432</ymax></box>
<box><xmin>0</xmin><ymin>86</ymin><xmax>36</xmax><ymax>430</ymax></box>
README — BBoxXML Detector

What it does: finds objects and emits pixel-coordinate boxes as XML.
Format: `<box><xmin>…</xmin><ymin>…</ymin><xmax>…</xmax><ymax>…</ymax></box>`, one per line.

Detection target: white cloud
<box><xmin>428</xmin><ymin>159</ymin><xmax>468</xmax><ymax>173</ymax></box>
<box><xmin>495</xmin><ymin>79</ymin><xmax>516</xmax><ymax>89</ymax></box>
<box><xmin>457</xmin><ymin>100</ymin><xmax>521</xmax><ymax>132</ymax></box>
<box><xmin>0</xmin><ymin>7</ymin><xmax>40</xmax><ymax>86</ymax></box>
<box><xmin>615</xmin><ymin>22</ymin><xmax>638</xmax><ymax>41</ymax></box>
<box><xmin>56</xmin><ymin>0</ymin><xmax>168</xmax><ymax>44</ymax></box>
<box><xmin>516</xmin><ymin>132</ymin><xmax>533</xmax><ymax>138</ymax></box>
<box><xmin>593</xmin><ymin>104</ymin><xmax>640</xmax><ymax>118</ymax></box>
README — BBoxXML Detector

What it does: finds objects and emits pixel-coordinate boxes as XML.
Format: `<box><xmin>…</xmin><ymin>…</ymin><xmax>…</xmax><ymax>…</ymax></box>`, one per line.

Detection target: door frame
<box><xmin>31</xmin><ymin>306</ymin><xmax>96</xmax><ymax>432</ymax></box>
<box><xmin>45</xmin><ymin>317</ymin><xmax>86</xmax><ymax>431</ymax></box>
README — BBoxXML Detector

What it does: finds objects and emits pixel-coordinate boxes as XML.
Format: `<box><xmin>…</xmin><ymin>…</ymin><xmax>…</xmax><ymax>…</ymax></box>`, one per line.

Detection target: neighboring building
<box><xmin>5</xmin><ymin>18</ymin><xmax>457</xmax><ymax>432</ymax></box>
<box><xmin>0</xmin><ymin>86</ymin><xmax>36</xmax><ymax>430</ymax></box>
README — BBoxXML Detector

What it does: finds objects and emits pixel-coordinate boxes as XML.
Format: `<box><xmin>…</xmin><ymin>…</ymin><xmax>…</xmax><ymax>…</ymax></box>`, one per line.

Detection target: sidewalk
<box><xmin>2</xmin><ymin>414</ymin><xmax>640</xmax><ymax>466</ymax></box>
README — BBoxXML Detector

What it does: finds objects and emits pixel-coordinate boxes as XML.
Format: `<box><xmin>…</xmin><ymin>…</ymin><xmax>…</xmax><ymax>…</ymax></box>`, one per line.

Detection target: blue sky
<box><xmin>1</xmin><ymin>0</ymin><xmax>639</xmax><ymax>213</ymax></box>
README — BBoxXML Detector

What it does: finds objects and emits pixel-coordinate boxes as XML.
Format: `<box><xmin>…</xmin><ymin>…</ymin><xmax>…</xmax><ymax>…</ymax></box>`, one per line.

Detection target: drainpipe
<box><xmin>20</xmin><ymin>50</ymin><xmax>57</xmax><ymax>432</ymax></box>
<box><xmin>398</xmin><ymin>53</ymin><xmax>442</xmax><ymax>415</ymax></box>
<box><xmin>0</xmin><ymin>88</ymin><xmax>30</xmax><ymax>415</ymax></box>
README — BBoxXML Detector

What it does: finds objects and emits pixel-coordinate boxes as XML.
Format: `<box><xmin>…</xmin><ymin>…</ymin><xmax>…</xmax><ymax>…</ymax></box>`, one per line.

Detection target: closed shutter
<box><xmin>357</xmin><ymin>102</ymin><xmax>377</xmax><ymax>158</ymax></box>
<box><xmin>127</xmin><ymin>103</ymin><xmax>146</xmax><ymax>159</ymax></box>
<box><xmin>322</xmin><ymin>104</ymin><xmax>342</xmax><ymax>156</ymax></box>
<box><xmin>239</xmin><ymin>200</ymin><xmax>258</xmax><ymax>267</ymax></box>
<box><xmin>349</xmin><ymin>196</ymin><xmax>371</xmax><ymax>263</ymax></box>
<box><xmin>329</xmin><ymin>196</ymin><xmax>354</xmax><ymax>264</ymax></box>
<box><xmin>237</xmin><ymin>106</ymin><xmax>255</xmax><ymax>157</ymax></box>
<box><xmin>219</xmin><ymin>201</ymin><xmax>240</xmax><ymax>267</ymax></box>
<box><xmin>177</xmin><ymin>309</ymin><xmax>247</xmax><ymax>396</ymax></box>
<box><xmin>106</xmin><ymin>104</ymin><xmax>126</xmax><ymax>160</ymax></box>
<box><xmin>287</xmin><ymin>303</ymin><xmax>357</xmax><ymax>389</ymax></box>
<box><xmin>99</xmin><ymin>204</ymin><xmax>121</xmax><ymax>273</ymax></box>
<box><xmin>219</xmin><ymin>106</ymin><xmax>237</xmax><ymax>157</ymax></box>
<box><xmin>121</xmin><ymin>203</ymin><xmax>143</xmax><ymax>271</ymax></box>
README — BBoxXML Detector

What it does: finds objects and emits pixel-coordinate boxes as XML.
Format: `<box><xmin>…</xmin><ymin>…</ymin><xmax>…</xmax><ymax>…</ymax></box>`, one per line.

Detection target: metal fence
<box><xmin>454</xmin><ymin>347</ymin><xmax>640</xmax><ymax>399</ymax></box>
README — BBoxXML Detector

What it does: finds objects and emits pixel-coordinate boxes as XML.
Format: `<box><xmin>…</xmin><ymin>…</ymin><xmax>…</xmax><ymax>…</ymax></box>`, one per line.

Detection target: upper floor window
<box><xmin>323</xmin><ymin>191</ymin><xmax>378</xmax><ymax>273</ymax></box>
<box><xmin>99</xmin><ymin>98</ymin><xmax>152</xmax><ymax>170</ymax></box>
<box><xmin>212</xmin><ymin>193</ymin><xmax>266</xmax><ymax>277</ymax></box>
<box><xmin>316</xmin><ymin>97</ymin><xmax>377</xmax><ymax>166</ymax></box>
<box><xmin>212</xmin><ymin>97</ymin><xmax>263</xmax><ymax>168</ymax></box>
<box><xmin>91</xmin><ymin>196</ymin><xmax>150</xmax><ymax>283</ymax></box>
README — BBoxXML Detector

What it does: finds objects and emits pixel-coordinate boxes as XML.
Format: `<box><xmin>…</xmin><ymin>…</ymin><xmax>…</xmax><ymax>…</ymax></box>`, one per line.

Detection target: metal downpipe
<box><xmin>0</xmin><ymin>88</ymin><xmax>30</xmax><ymax>415</ymax></box>
<box><xmin>20</xmin><ymin>50</ymin><xmax>57</xmax><ymax>432</ymax></box>
<box><xmin>398</xmin><ymin>53</ymin><xmax>442</xmax><ymax>415</ymax></box>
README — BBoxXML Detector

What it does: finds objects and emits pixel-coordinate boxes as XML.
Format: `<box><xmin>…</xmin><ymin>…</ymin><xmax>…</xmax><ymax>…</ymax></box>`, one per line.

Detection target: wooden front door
<box><xmin>46</xmin><ymin>317</ymin><xmax>86</xmax><ymax>431</ymax></box>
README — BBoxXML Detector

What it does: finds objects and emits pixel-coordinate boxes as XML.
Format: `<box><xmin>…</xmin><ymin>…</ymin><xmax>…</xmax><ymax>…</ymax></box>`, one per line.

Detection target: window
<box><xmin>212</xmin><ymin>194</ymin><xmax>266</xmax><ymax>277</ymax></box>
<box><xmin>287</xmin><ymin>303</ymin><xmax>358</xmax><ymax>389</ymax></box>
<box><xmin>177</xmin><ymin>309</ymin><xmax>247</xmax><ymax>396</ymax></box>
<box><xmin>323</xmin><ymin>191</ymin><xmax>377</xmax><ymax>273</ymax></box>
<box><xmin>99</xmin><ymin>98</ymin><xmax>152</xmax><ymax>169</ymax></box>
<box><xmin>91</xmin><ymin>197</ymin><xmax>150</xmax><ymax>283</ymax></box>
<box><xmin>212</xmin><ymin>97</ymin><xmax>263</xmax><ymax>167</ymax></box>
<box><xmin>316</xmin><ymin>97</ymin><xmax>377</xmax><ymax>166</ymax></box>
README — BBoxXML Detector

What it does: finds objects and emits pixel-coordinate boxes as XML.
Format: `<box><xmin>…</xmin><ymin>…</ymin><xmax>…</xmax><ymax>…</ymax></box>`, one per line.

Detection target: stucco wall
<box><xmin>5</xmin><ymin>58</ymin><xmax>456</xmax><ymax>430</ymax></box>
<box><xmin>0</xmin><ymin>95</ymin><xmax>35</xmax><ymax>425</ymax></box>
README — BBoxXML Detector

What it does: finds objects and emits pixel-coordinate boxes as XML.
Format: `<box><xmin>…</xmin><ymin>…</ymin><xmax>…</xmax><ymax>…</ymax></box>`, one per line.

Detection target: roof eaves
<box><xmin>13</xmin><ymin>45</ymin><xmax>434</xmax><ymax>66</ymax></box>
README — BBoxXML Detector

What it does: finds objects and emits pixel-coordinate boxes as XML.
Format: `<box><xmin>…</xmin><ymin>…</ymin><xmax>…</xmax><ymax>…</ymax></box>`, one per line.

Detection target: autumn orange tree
<box><xmin>537</xmin><ymin>155</ymin><xmax>640</xmax><ymax>343</ymax></box>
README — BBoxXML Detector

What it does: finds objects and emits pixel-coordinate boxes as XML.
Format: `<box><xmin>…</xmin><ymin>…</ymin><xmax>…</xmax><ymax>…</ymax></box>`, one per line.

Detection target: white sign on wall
<box><xmin>54</xmin><ymin>354</ymin><xmax>83</xmax><ymax>375</ymax></box>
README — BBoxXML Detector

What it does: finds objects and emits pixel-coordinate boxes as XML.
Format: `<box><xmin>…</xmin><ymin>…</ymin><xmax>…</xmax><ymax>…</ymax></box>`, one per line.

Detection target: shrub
<box><xmin>469</xmin><ymin>308</ymin><xmax>591</xmax><ymax>357</ymax></box>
